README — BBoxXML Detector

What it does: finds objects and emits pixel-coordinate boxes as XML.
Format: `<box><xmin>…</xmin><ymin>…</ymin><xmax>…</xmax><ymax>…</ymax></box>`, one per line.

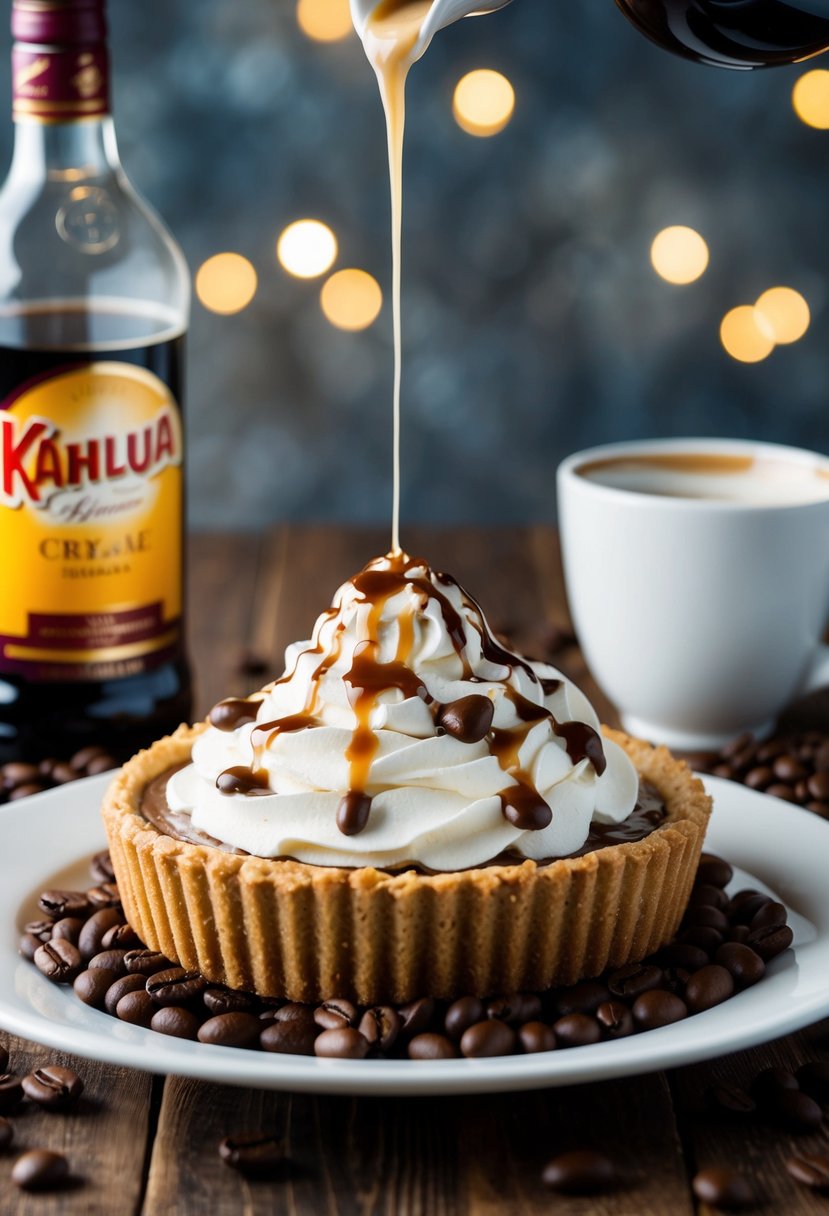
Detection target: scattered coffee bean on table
<box><xmin>541</xmin><ymin>1149</ymin><xmax>618</xmax><ymax>1195</ymax></box>
<box><xmin>12</xmin><ymin>1148</ymin><xmax>70</xmax><ymax>1192</ymax></box>
<box><xmin>22</xmin><ymin>1065</ymin><xmax>84</xmax><ymax>1111</ymax></box>
<box><xmin>0</xmin><ymin>748</ymin><xmax>117</xmax><ymax>805</ymax></box>
<box><xmin>785</xmin><ymin>1152</ymin><xmax>829</xmax><ymax>1192</ymax></box>
<box><xmin>218</xmin><ymin>1131</ymin><xmax>284</xmax><ymax>1177</ymax></box>
<box><xmin>692</xmin><ymin>1166</ymin><xmax>755</xmax><ymax>1210</ymax></box>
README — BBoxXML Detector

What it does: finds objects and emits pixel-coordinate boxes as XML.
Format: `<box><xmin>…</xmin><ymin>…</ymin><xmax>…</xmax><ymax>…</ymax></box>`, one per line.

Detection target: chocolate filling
<box><xmin>139</xmin><ymin>765</ymin><xmax>667</xmax><ymax>870</ymax></box>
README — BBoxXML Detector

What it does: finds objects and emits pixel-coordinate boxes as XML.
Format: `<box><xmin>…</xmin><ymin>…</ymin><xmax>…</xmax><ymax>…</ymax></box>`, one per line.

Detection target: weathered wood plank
<box><xmin>143</xmin><ymin>1071</ymin><xmax>691</xmax><ymax>1216</ymax></box>
<box><xmin>0</xmin><ymin>1036</ymin><xmax>154</xmax><ymax>1215</ymax></box>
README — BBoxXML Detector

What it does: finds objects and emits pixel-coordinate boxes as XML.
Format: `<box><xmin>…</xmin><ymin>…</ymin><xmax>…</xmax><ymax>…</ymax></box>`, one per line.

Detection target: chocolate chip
<box><xmin>314</xmin><ymin>999</ymin><xmax>358</xmax><ymax>1030</ymax></box>
<box><xmin>34</xmin><ymin>939</ymin><xmax>82</xmax><ymax>984</ymax></box>
<box><xmin>707</xmin><ymin>1084</ymin><xmax>756</xmax><ymax>1116</ymax></box>
<box><xmin>260</xmin><ymin>1020</ymin><xmax>318</xmax><ymax>1056</ymax></box>
<box><xmin>785</xmin><ymin>1152</ymin><xmax>829</xmax><ymax>1191</ymax></box>
<box><xmin>198</xmin><ymin>1013</ymin><xmax>262</xmax><ymax>1049</ymax></box>
<box><xmin>146</xmin><ymin>967</ymin><xmax>207</xmax><ymax>1006</ymax></box>
<box><xmin>209</xmin><ymin>698</ymin><xmax>260</xmax><ymax>732</ymax></box>
<box><xmin>692</xmin><ymin>1167</ymin><xmax>755</xmax><ymax>1210</ymax></box>
<box><xmin>22</xmin><ymin>1065</ymin><xmax>84</xmax><ymax>1111</ymax></box>
<box><xmin>314</xmin><ymin>1028</ymin><xmax>370</xmax><ymax>1059</ymax></box>
<box><xmin>408</xmin><ymin>1033</ymin><xmax>458</xmax><ymax>1059</ymax></box>
<box><xmin>631</xmin><ymin>990</ymin><xmax>688</xmax><ymax>1030</ymax></box>
<box><xmin>607</xmin><ymin>963</ymin><xmax>663</xmax><ymax>1000</ymax></box>
<box><xmin>78</xmin><ymin>907</ymin><xmax>123</xmax><ymax>960</ymax></box>
<box><xmin>74</xmin><ymin>968</ymin><xmax>119</xmax><ymax>1010</ymax></box>
<box><xmin>542</xmin><ymin>1149</ymin><xmax>617</xmax><ymax>1195</ymax></box>
<box><xmin>554</xmin><ymin>981</ymin><xmax>610</xmax><ymax>1016</ymax></box>
<box><xmin>596</xmin><ymin>1000</ymin><xmax>634</xmax><ymax>1040</ymax></box>
<box><xmin>203</xmin><ymin>987</ymin><xmax>257</xmax><ymax>1016</ymax></box>
<box><xmin>714</xmin><ymin>943</ymin><xmax>765</xmax><ymax>989</ymax></box>
<box><xmin>684</xmin><ymin>965</ymin><xmax>735</xmax><ymax>1013</ymax></box>
<box><xmin>12</xmin><ymin>1149</ymin><xmax>69</xmax><ymax>1192</ymax></box>
<box><xmin>0</xmin><ymin>1075</ymin><xmax>23</xmax><ymax>1113</ymax></box>
<box><xmin>123</xmin><ymin>948</ymin><xmax>174</xmax><ymax>977</ymax></box>
<box><xmin>460</xmin><ymin>1019</ymin><xmax>516</xmax><ymax>1058</ymax></box>
<box><xmin>115</xmin><ymin>990</ymin><xmax>156</xmax><ymax>1028</ymax></box>
<box><xmin>552</xmin><ymin>1013</ymin><xmax>601</xmax><ymax>1048</ymax></box>
<box><xmin>336</xmin><ymin>790</ymin><xmax>372</xmax><ymax>836</ymax></box>
<box><xmin>796</xmin><ymin>1062</ymin><xmax>829</xmax><ymax>1102</ymax></box>
<box><xmin>104</xmin><ymin>974</ymin><xmax>146</xmax><ymax>1016</ymax></box>
<box><xmin>500</xmin><ymin>786</ymin><xmax>552</xmax><ymax>831</ymax></box>
<box><xmin>444</xmin><ymin>997</ymin><xmax>484</xmax><ymax>1041</ymax></box>
<box><xmin>437</xmin><ymin>695</ymin><xmax>494</xmax><ymax>744</ymax></box>
<box><xmin>218</xmin><ymin>1131</ymin><xmax>284</xmax><ymax>1176</ymax></box>
<box><xmin>359</xmin><ymin>1006</ymin><xmax>401</xmax><ymax>1052</ymax></box>
<box><xmin>150</xmin><ymin>1006</ymin><xmax>202</xmax><ymax>1040</ymax></box>
<box><xmin>518</xmin><ymin>1021</ymin><xmax>557</xmax><ymax>1053</ymax></box>
<box><xmin>0</xmin><ymin>1115</ymin><xmax>13</xmax><ymax>1150</ymax></box>
<box><xmin>746</xmin><ymin>924</ymin><xmax>793</xmax><ymax>961</ymax></box>
<box><xmin>38</xmin><ymin>889</ymin><xmax>90</xmax><ymax>920</ymax></box>
<box><xmin>696</xmin><ymin>854</ymin><xmax>734</xmax><ymax>888</ymax></box>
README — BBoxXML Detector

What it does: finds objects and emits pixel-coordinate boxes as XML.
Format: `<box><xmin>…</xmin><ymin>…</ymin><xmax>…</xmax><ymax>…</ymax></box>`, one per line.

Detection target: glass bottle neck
<box><xmin>8</xmin><ymin>116</ymin><xmax>121</xmax><ymax>183</ymax></box>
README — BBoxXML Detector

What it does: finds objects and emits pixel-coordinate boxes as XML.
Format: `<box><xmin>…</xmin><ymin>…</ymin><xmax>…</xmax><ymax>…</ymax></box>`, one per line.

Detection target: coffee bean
<box><xmin>0</xmin><ymin>1044</ymin><xmax>7</xmax><ymax>1074</ymax></box>
<box><xmin>398</xmin><ymin>997</ymin><xmax>436</xmax><ymax>1038</ymax></box>
<box><xmin>714</xmin><ymin>943</ymin><xmax>765</xmax><ymax>989</ymax></box>
<box><xmin>607</xmin><ymin>963</ymin><xmax>663</xmax><ymax>1000</ymax></box>
<box><xmin>751</xmin><ymin>1067</ymin><xmax>799</xmax><ymax>1104</ymax></box>
<box><xmin>314</xmin><ymin>999</ymin><xmax>358</xmax><ymax>1031</ymax></box>
<box><xmin>542</xmin><ymin>1149</ymin><xmax>617</xmax><ymax>1195</ymax></box>
<box><xmin>723</xmin><ymin>732</ymin><xmax>755</xmax><ymax>760</ymax></box>
<box><xmin>78</xmin><ymin>907</ymin><xmax>122</xmax><ymax>960</ymax></box>
<box><xmin>9</xmin><ymin>782</ymin><xmax>46</xmax><ymax>799</ymax></box>
<box><xmin>101</xmin><ymin>923</ymin><xmax>141</xmax><ymax>951</ymax></box>
<box><xmin>260</xmin><ymin>1020</ymin><xmax>318</xmax><ymax>1056</ymax></box>
<box><xmin>596</xmin><ymin>1001</ymin><xmax>634</xmax><ymax>1040</ymax></box>
<box><xmin>728</xmin><ymin>891</ymin><xmax>769</xmax><ymax>924</ymax></box>
<box><xmin>684</xmin><ymin>965</ymin><xmax>735</xmax><ymax>1013</ymax></box>
<box><xmin>86</xmin><ymin>882</ymin><xmax>121</xmax><ymax>910</ymax></box>
<box><xmin>408</xmin><ymin>1033</ymin><xmax>458</xmax><ymax>1060</ymax></box>
<box><xmin>692</xmin><ymin>1167</ymin><xmax>754</xmax><ymax>1210</ymax></box>
<box><xmin>632</xmin><ymin>990</ymin><xmax>688</xmax><ymax>1030</ymax></box>
<box><xmin>89</xmin><ymin>949</ymin><xmax>128</xmax><ymax>978</ymax></box>
<box><xmin>50</xmin><ymin>762</ymin><xmax>77</xmax><ymax>785</ymax></box>
<box><xmin>3</xmin><ymin>761</ymin><xmax>40</xmax><ymax>789</ymax></box>
<box><xmin>552</xmin><ymin>1013</ymin><xmax>601</xmax><ymax>1048</ymax></box>
<box><xmin>774</xmin><ymin>755</ymin><xmax>807</xmax><ymax>782</ymax></box>
<box><xmin>445</xmin><ymin>997</ymin><xmax>484</xmax><ymax>1041</ymax></box>
<box><xmin>746</xmin><ymin>924</ymin><xmax>793</xmax><ymax>961</ymax></box>
<box><xmin>359</xmin><ymin>1006</ymin><xmax>401</xmax><ymax>1052</ymax></box>
<box><xmin>768</xmin><ymin>782</ymin><xmax>798</xmax><ymax>802</ymax></box>
<box><xmin>796</xmin><ymin>1062</ymin><xmax>829</xmax><ymax>1102</ymax></box>
<box><xmin>218</xmin><ymin>1131</ymin><xmax>284</xmax><ymax>1177</ymax></box>
<box><xmin>685</xmin><ymin>905</ymin><xmax>730</xmax><ymax>933</ymax></box>
<box><xmin>785</xmin><ymin>1152</ymin><xmax>829</xmax><ymax>1191</ymax></box>
<box><xmin>203</xmin><ymin>987</ymin><xmax>256</xmax><ymax>1016</ymax></box>
<box><xmin>697</xmin><ymin>854</ymin><xmax>734</xmax><ymax>888</ymax></box>
<box><xmin>726</xmin><ymin>925</ymin><xmax>751</xmax><ymax>944</ymax></box>
<box><xmin>707</xmin><ymin>1083</ymin><xmax>756</xmax><ymax>1116</ymax></box>
<box><xmin>146</xmin><ymin>967</ymin><xmax>207</xmax><ymax>1006</ymax></box>
<box><xmin>750</xmin><ymin>901</ymin><xmax>787</xmax><ymax>932</ymax></box>
<box><xmin>555</xmin><ymin>981</ymin><xmax>610</xmax><ymax>1017</ymax></box>
<box><xmin>34</xmin><ymin>939</ymin><xmax>82</xmax><ymax>984</ymax></box>
<box><xmin>658</xmin><ymin>943</ymin><xmax>709</xmax><ymax>971</ymax></box>
<box><xmin>124</xmin><ymin>948</ymin><xmax>174</xmax><ymax>977</ymax></box>
<box><xmin>104</xmin><ymin>974</ymin><xmax>146</xmax><ymax>1016</ymax></box>
<box><xmin>744</xmin><ymin>766</ymin><xmax>774</xmax><ymax>791</ymax></box>
<box><xmin>0</xmin><ymin>1115</ymin><xmax>13</xmax><ymax>1150</ymax></box>
<box><xmin>90</xmin><ymin>850</ymin><xmax>116</xmax><ymax>884</ymax></box>
<box><xmin>809</xmin><ymin>772</ymin><xmax>829</xmax><ymax>801</ymax></box>
<box><xmin>438</xmin><ymin>695</ymin><xmax>494</xmax><ymax>744</ymax></box>
<box><xmin>38</xmin><ymin>889</ymin><xmax>90</xmax><ymax>920</ymax></box>
<box><xmin>24</xmin><ymin>919</ymin><xmax>54</xmax><ymax>943</ymax></box>
<box><xmin>150</xmin><ymin>1006</ymin><xmax>201</xmax><ymax>1040</ymax></box>
<box><xmin>22</xmin><ymin>1065</ymin><xmax>83</xmax><ymax>1111</ymax></box>
<box><xmin>51</xmin><ymin>917</ymin><xmax>85</xmax><ymax>945</ymax></box>
<box><xmin>486</xmin><ymin>993</ymin><xmax>542</xmax><ymax>1025</ymax></box>
<box><xmin>115</xmin><ymin>990</ymin><xmax>156</xmax><ymax>1028</ymax></box>
<box><xmin>271</xmin><ymin>1002</ymin><xmax>316</xmax><ymax>1025</ymax></box>
<box><xmin>198</xmin><ymin>1013</ymin><xmax>261</xmax><ymax>1049</ymax></box>
<box><xmin>518</xmin><ymin>1021</ymin><xmax>557</xmax><ymax>1053</ymax></box>
<box><xmin>460</xmin><ymin>1019</ymin><xmax>516</xmax><ymax>1058</ymax></box>
<box><xmin>19</xmin><ymin>933</ymin><xmax>42</xmax><ymax>962</ymax></box>
<box><xmin>314</xmin><ymin>1028</ymin><xmax>370</xmax><ymax>1059</ymax></box>
<box><xmin>689</xmin><ymin>884</ymin><xmax>729</xmax><ymax>911</ymax></box>
<box><xmin>679</xmin><ymin>926</ymin><xmax>724</xmax><ymax>953</ymax></box>
<box><xmin>772</xmin><ymin>1089</ymin><xmax>824</xmax><ymax>1133</ymax></box>
<box><xmin>71</xmin><ymin>745</ymin><xmax>108</xmax><ymax>772</ymax></box>
<box><xmin>815</xmin><ymin>742</ymin><xmax>829</xmax><ymax>772</ymax></box>
<box><xmin>0</xmin><ymin>1075</ymin><xmax>23</xmax><ymax>1113</ymax></box>
<box><xmin>12</xmin><ymin>1148</ymin><xmax>69</xmax><ymax>1192</ymax></box>
<box><xmin>74</xmin><ymin>967</ymin><xmax>119</xmax><ymax>1010</ymax></box>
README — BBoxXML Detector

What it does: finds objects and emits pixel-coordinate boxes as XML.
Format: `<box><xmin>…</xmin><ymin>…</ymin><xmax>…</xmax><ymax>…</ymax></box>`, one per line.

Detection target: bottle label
<box><xmin>0</xmin><ymin>361</ymin><xmax>183</xmax><ymax>681</ymax></box>
<box><xmin>12</xmin><ymin>46</ymin><xmax>109</xmax><ymax>123</ymax></box>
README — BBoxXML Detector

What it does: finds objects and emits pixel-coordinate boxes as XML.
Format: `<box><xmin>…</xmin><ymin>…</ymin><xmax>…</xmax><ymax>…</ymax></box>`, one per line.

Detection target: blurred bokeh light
<box><xmin>650</xmin><ymin>226</ymin><xmax>709</xmax><ymax>285</ymax></box>
<box><xmin>296</xmin><ymin>0</ymin><xmax>353</xmax><ymax>43</ymax></box>
<box><xmin>195</xmin><ymin>253</ymin><xmax>258</xmax><ymax>315</ymax></box>
<box><xmin>277</xmin><ymin>220</ymin><xmax>339</xmax><ymax>279</ymax></box>
<box><xmin>720</xmin><ymin>307</ymin><xmax>775</xmax><ymax>364</ymax></box>
<box><xmin>452</xmin><ymin>69</ymin><xmax>515</xmax><ymax>137</ymax></box>
<box><xmin>793</xmin><ymin>69</ymin><xmax>829</xmax><ymax>129</ymax></box>
<box><xmin>755</xmin><ymin>287</ymin><xmax>810</xmax><ymax>345</ymax></box>
<box><xmin>321</xmin><ymin>268</ymin><xmax>383</xmax><ymax>330</ymax></box>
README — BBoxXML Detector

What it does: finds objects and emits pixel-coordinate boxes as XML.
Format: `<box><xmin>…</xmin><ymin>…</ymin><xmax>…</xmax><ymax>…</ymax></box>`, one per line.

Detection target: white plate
<box><xmin>0</xmin><ymin>773</ymin><xmax>827</xmax><ymax>1096</ymax></box>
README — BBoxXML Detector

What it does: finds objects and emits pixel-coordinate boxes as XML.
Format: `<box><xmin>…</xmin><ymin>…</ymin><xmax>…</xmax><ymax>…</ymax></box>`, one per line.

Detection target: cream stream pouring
<box><xmin>350</xmin><ymin>0</ymin><xmax>512</xmax><ymax>64</ymax></box>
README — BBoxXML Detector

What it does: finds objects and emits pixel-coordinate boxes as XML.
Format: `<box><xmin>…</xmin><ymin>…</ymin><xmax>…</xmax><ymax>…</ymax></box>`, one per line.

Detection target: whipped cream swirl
<box><xmin>167</xmin><ymin>554</ymin><xmax>639</xmax><ymax>871</ymax></box>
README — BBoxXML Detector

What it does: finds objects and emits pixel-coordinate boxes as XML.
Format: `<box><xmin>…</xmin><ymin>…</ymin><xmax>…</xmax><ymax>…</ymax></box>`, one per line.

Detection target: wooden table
<box><xmin>4</xmin><ymin>525</ymin><xmax>828</xmax><ymax>1215</ymax></box>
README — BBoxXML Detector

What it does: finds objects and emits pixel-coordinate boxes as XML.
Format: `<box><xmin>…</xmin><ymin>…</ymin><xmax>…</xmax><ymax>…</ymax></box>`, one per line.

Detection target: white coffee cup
<box><xmin>557</xmin><ymin>438</ymin><xmax>829</xmax><ymax>751</ymax></box>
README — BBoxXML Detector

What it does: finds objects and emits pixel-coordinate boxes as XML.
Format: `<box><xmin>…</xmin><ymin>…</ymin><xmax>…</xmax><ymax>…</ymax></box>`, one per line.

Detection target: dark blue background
<box><xmin>2</xmin><ymin>2</ymin><xmax>827</xmax><ymax>529</ymax></box>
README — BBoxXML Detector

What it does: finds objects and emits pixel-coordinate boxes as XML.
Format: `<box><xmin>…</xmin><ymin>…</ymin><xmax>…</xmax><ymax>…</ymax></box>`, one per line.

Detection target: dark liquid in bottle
<box><xmin>614</xmin><ymin>0</ymin><xmax>829</xmax><ymax>67</ymax></box>
<box><xmin>0</xmin><ymin>303</ymin><xmax>191</xmax><ymax>763</ymax></box>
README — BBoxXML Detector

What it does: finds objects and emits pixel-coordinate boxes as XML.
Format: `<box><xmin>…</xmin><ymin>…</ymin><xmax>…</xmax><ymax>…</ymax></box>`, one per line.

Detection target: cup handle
<box><xmin>801</xmin><ymin>644</ymin><xmax>829</xmax><ymax>695</ymax></box>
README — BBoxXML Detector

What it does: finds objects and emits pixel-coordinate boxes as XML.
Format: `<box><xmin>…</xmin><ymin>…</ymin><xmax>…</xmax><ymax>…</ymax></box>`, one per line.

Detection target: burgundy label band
<box><xmin>13</xmin><ymin>46</ymin><xmax>109</xmax><ymax>122</ymax></box>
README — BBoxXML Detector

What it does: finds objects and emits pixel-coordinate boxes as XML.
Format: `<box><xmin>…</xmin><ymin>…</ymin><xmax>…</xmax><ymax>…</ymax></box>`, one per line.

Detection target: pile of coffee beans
<box><xmin>1</xmin><ymin>746</ymin><xmax>117</xmax><ymax>805</ymax></box>
<box><xmin>0</xmin><ymin>1039</ymin><xmax>81</xmax><ymax>1192</ymax></box>
<box><xmin>692</xmin><ymin>730</ymin><xmax>829</xmax><ymax>818</ymax></box>
<box><xmin>19</xmin><ymin>849</ymin><xmax>794</xmax><ymax>1063</ymax></box>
